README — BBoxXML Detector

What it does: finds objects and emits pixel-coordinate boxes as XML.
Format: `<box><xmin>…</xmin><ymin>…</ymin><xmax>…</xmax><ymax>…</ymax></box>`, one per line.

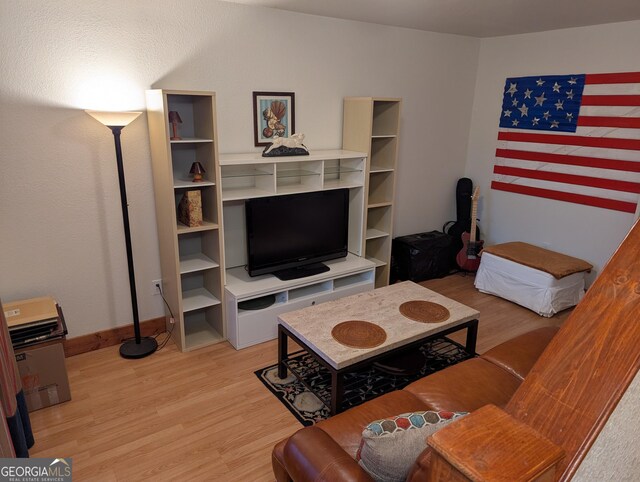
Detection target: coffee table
<box><xmin>277</xmin><ymin>281</ymin><xmax>480</xmax><ymax>415</ymax></box>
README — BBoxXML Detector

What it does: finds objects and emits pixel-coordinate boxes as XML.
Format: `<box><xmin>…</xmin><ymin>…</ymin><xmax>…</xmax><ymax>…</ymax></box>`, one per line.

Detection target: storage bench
<box><xmin>474</xmin><ymin>242</ymin><xmax>592</xmax><ymax>317</ymax></box>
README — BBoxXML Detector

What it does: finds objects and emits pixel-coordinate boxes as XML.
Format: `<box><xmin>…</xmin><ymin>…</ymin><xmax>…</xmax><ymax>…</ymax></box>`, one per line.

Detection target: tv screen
<box><xmin>246</xmin><ymin>189</ymin><xmax>349</xmax><ymax>280</ymax></box>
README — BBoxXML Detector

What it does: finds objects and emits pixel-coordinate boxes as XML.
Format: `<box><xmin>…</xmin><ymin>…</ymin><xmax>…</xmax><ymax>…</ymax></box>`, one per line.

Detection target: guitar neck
<box><xmin>469</xmin><ymin>198</ymin><xmax>478</xmax><ymax>243</ymax></box>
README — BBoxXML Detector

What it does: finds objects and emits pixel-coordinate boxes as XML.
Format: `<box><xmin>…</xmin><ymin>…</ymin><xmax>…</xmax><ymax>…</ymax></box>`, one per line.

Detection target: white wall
<box><xmin>466</xmin><ymin>21</ymin><xmax>640</xmax><ymax>282</ymax></box>
<box><xmin>0</xmin><ymin>0</ymin><xmax>479</xmax><ymax>336</ymax></box>
<box><xmin>573</xmin><ymin>370</ymin><xmax>640</xmax><ymax>481</ymax></box>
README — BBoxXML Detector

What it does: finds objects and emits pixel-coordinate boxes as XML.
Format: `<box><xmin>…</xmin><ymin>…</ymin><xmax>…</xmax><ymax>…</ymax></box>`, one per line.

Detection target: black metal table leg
<box><xmin>465</xmin><ymin>319</ymin><xmax>479</xmax><ymax>355</ymax></box>
<box><xmin>278</xmin><ymin>325</ymin><xmax>288</xmax><ymax>379</ymax></box>
<box><xmin>331</xmin><ymin>371</ymin><xmax>344</xmax><ymax>415</ymax></box>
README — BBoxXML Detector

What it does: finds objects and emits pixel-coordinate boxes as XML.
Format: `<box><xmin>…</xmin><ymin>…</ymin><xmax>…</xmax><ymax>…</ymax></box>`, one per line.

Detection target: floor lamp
<box><xmin>86</xmin><ymin>110</ymin><xmax>158</xmax><ymax>359</ymax></box>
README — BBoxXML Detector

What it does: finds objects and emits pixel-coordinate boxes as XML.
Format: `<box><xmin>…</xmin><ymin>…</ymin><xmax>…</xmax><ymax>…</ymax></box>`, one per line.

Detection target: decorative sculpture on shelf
<box><xmin>262</xmin><ymin>133</ymin><xmax>309</xmax><ymax>157</ymax></box>
<box><xmin>177</xmin><ymin>190</ymin><xmax>203</xmax><ymax>227</ymax></box>
<box><xmin>189</xmin><ymin>161</ymin><xmax>206</xmax><ymax>182</ymax></box>
<box><xmin>168</xmin><ymin>111</ymin><xmax>182</xmax><ymax>140</ymax></box>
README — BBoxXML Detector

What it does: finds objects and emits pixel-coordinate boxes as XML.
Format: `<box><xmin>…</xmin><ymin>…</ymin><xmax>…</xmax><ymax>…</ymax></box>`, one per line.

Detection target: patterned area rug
<box><xmin>255</xmin><ymin>337</ymin><xmax>473</xmax><ymax>426</ymax></box>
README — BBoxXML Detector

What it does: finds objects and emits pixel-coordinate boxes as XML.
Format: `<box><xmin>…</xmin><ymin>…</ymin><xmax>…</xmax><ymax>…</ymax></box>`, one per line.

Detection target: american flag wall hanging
<box><xmin>491</xmin><ymin>71</ymin><xmax>640</xmax><ymax>213</ymax></box>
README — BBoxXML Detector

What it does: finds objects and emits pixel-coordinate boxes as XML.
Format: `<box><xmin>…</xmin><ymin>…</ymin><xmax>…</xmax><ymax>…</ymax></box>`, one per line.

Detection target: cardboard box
<box><xmin>4</xmin><ymin>296</ymin><xmax>68</xmax><ymax>349</ymax></box>
<box><xmin>15</xmin><ymin>340</ymin><xmax>71</xmax><ymax>412</ymax></box>
<box><xmin>3</xmin><ymin>296</ymin><xmax>58</xmax><ymax>326</ymax></box>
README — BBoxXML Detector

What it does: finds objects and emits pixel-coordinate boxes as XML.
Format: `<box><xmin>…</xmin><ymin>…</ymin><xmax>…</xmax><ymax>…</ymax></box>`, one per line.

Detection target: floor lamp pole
<box><xmin>109</xmin><ymin>126</ymin><xmax>157</xmax><ymax>358</ymax></box>
<box><xmin>86</xmin><ymin>110</ymin><xmax>158</xmax><ymax>359</ymax></box>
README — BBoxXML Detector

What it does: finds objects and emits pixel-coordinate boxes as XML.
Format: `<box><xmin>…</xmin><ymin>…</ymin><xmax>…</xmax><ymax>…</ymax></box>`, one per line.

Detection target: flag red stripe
<box><xmin>493</xmin><ymin>165</ymin><xmax>640</xmax><ymax>193</ymax></box>
<box><xmin>495</xmin><ymin>148</ymin><xmax>640</xmax><ymax>173</ymax></box>
<box><xmin>585</xmin><ymin>72</ymin><xmax>640</xmax><ymax>84</ymax></box>
<box><xmin>491</xmin><ymin>181</ymin><xmax>637</xmax><ymax>213</ymax></box>
<box><xmin>498</xmin><ymin>131</ymin><xmax>640</xmax><ymax>151</ymax></box>
<box><xmin>578</xmin><ymin>116</ymin><xmax>640</xmax><ymax>128</ymax></box>
<box><xmin>581</xmin><ymin>95</ymin><xmax>640</xmax><ymax>106</ymax></box>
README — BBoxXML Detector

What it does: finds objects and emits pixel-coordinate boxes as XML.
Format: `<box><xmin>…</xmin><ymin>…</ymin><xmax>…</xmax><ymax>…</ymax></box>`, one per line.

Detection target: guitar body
<box><xmin>456</xmin><ymin>187</ymin><xmax>483</xmax><ymax>272</ymax></box>
<box><xmin>456</xmin><ymin>232</ymin><xmax>484</xmax><ymax>272</ymax></box>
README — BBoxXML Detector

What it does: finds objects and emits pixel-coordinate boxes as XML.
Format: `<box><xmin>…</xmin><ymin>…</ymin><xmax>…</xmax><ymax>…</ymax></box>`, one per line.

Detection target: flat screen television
<box><xmin>246</xmin><ymin>189</ymin><xmax>349</xmax><ymax>280</ymax></box>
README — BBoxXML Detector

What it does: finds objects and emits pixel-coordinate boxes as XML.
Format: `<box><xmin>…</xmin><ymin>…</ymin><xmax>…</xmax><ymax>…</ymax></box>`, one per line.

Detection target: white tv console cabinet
<box><xmin>219</xmin><ymin>149</ymin><xmax>375</xmax><ymax>349</ymax></box>
<box><xmin>225</xmin><ymin>254</ymin><xmax>375</xmax><ymax>349</ymax></box>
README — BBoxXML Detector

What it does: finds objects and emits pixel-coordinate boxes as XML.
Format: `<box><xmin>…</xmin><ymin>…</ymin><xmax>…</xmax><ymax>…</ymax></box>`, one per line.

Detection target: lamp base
<box><xmin>120</xmin><ymin>337</ymin><xmax>158</xmax><ymax>359</ymax></box>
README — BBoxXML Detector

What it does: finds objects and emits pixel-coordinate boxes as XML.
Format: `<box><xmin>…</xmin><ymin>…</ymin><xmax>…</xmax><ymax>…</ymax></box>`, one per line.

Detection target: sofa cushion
<box><xmin>481</xmin><ymin>326</ymin><xmax>559</xmax><ymax>380</ymax></box>
<box><xmin>356</xmin><ymin>411</ymin><xmax>467</xmax><ymax>482</ymax></box>
<box><xmin>404</xmin><ymin>358</ymin><xmax>521</xmax><ymax>412</ymax></box>
<box><xmin>316</xmin><ymin>390</ymin><xmax>429</xmax><ymax>458</ymax></box>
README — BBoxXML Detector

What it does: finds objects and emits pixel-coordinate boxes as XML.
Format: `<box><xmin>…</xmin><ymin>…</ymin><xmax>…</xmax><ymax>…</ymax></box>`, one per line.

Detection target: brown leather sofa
<box><xmin>272</xmin><ymin>326</ymin><xmax>559</xmax><ymax>481</ymax></box>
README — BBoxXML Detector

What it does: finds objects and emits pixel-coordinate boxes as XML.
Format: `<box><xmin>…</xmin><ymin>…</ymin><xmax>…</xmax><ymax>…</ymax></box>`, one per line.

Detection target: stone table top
<box><xmin>278</xmin><ymin>281</ymin><xmax>480</xmax><ymax>370</ymax></box>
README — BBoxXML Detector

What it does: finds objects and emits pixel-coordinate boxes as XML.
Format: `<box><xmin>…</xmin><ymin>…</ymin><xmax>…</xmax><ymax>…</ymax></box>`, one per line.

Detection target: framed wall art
<box><xmin>253</xmin><ymin>91</ymin><xmax>295</xmax><ymax>146</ymax></box>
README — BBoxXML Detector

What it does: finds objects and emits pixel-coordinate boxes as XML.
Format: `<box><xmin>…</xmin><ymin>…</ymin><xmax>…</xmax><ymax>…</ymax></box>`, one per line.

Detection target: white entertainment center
<box><xmin>219</xmin><ymin>150</ymin><xmax>376</xmax><ymax>349</ymax></box>
<box><xmin>146</xmin><ymin>90</ymin><xmax>398</xmax><ymax>352</ymax></box>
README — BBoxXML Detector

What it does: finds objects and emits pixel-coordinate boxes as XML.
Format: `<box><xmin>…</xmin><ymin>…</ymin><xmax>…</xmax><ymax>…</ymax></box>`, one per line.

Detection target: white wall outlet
<box><xmin>152</xmin><ymin>279</ymin><xmax>162</xmax><ymax>295</ymax></box>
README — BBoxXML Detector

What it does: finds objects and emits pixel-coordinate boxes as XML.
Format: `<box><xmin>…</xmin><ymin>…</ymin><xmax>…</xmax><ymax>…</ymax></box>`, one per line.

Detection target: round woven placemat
<box><xmin>331</xmin><ymin>320</ymin><xmax>387</xmax><ymax>349</ymax></box>
<box><xmin>399</xmin><ymin>300</ymin><xmax>450</xmax><ymax>323</ymax></box>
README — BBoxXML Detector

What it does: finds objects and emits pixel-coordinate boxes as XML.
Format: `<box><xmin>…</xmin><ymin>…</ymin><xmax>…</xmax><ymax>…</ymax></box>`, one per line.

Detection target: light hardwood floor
<box><xmin>29</xmin><ymin>274</ymin><xmax>572</xmax><ymax>481</ymax></box>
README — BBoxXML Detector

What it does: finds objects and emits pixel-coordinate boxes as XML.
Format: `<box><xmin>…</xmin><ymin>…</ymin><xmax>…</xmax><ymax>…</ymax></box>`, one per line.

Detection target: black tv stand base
<box><xmin>273</xmin><ymin>262</ymin><xmax>330</xmax><ymax>281</ymax></box>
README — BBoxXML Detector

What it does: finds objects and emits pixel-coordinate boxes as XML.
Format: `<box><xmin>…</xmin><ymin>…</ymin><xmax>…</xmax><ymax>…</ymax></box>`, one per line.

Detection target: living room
<box><xmin>1</xmin><ymin>0</ymin><xmax>639</xmax><ymax>480</ymax></box>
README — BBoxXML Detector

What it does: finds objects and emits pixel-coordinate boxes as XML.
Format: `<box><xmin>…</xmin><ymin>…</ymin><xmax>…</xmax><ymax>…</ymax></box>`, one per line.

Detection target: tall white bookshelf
<box><xmin>146</xmin><ymin>89</ymin><xmax>226</xmax><ymax>352</ymax></box>
<box><xmin>343</xmin><ymin>97</ymin><xmax>402</xmax><ymax>288</ymax></box>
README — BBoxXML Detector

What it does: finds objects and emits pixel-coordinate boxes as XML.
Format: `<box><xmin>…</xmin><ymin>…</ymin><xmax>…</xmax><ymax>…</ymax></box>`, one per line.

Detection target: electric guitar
<box><xmin>456</xmin><ymin>187</ymin><xmax>483</xmax><ymax>272</ymax></box>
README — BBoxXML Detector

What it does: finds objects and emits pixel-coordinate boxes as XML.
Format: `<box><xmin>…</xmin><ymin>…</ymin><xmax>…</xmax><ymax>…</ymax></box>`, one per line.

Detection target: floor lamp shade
<box><xmin>86</xmin><ymin>110</ymin><xmax>158</xmax><ymax>359</ymax></box>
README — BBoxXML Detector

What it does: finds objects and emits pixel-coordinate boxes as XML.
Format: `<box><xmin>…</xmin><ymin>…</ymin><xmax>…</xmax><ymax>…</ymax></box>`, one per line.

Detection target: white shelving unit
<box><xmin>343</xmin><ymin>97</ymin><xmax>402</xmax><ymax>288</ymax></box>
<box><xmin>219</xmin><ymin>150</ymin><xmax>366</xmax><ymax>201</ymax></box>
<box><xmin>146</xmin><ymin>89</ymin><xmax>226</xmax><ymax>352</ymax></box>
<box><xmin>219</xmin><ymin>149</ymin><xmax>376</xmax><ymax>349</ymax></box>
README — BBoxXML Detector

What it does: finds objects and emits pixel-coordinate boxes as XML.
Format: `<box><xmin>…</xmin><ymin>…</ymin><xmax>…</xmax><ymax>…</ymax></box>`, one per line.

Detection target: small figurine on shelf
<box><xmin>189</xmin><ymin>161</ymin><xmax>206</xmax><ymax>182</ymax></box>
<box><xmin>168</xmin><ymin>111</ymin><xmax>182</xmax><ymax>140</ymax></box>
<box><xmin>262</xmin><ymin>133</ymin><xmax>309</xmax><ymax>157</ymax></box>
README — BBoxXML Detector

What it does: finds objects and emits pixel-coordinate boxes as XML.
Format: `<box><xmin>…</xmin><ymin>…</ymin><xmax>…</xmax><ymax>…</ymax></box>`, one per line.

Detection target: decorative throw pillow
<box><xmin>356</xmin><ymin>410</ymin><xmax>468</xmax><ymax>482</ymax></box>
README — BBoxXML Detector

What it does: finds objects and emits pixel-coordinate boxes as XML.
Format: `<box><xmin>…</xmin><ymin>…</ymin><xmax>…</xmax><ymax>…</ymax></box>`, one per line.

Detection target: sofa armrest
<box><xmin>427</xmin><ymin>404</ymin><xmax>564</xmax><ymax>481</ymax></box>
<box><xmin>283</xmin><ymin>426</ymin><xmax>373</xmax><ymax>482</ymax></box>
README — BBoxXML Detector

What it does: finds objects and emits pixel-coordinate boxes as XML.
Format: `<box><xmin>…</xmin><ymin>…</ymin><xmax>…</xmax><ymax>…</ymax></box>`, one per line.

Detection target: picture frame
<box><xmin>253</xmin><ymin>91</ymin><xmax>296</xmax><ymax>147</ymax></box>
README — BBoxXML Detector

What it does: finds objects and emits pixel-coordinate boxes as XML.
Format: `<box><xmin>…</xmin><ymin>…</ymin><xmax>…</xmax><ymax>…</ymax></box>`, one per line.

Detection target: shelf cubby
<box><xmin>171</xmin><ymin>142</ymin><xmax>216</xmax><ymax>186</ymax></box>
<box><xmin>372</xmin><ymin>101</ymin><xmax>401</xmax><ymax>137</ymax></box>
<box><xmin>181</xmin><ymin>269</ymin><xmax>222</xmax><ymax>311</ymax></box>
<box><xmin>367</xmin><ymin>171</ymin><xmax>395</xmax><ymax>206</ymax></box>
<box><xmin>367</xmin><ymin>204</ymin><xmax>392</xmax><ymax>237</ymax></box>
<box><xmin>237</xmin><ymin>292</ymin><xmax>287</xmax><ymax>314</ymax></box>
<box><xmin>183</xmin><ymin>304</ymin><xmax>224</xmax><ymax>351</ymax></box>
<box><xmin>323</xmin><ymin>158</ymin><xmax>365</xmax><ymax>189</ymax></box>
<box><xmin>166</xmin><ymin>94</ymin><xmax>215</xmax><ymax>140</ymax></box>
<box><xmin>366</xmin><ymin>236</ymin><xmax>391</xmax><ymax>263</ymax></box>
<box><xmin>275</xmin><ymin>161</ymin><xmax>322</xmax><ymax>193</ymax></box>
<box><xmin>178</xmin><ymin>230</ymin><xmax>221</xmax><ymax>274</ymax></box>
<box><xmin>220</xmin><ymin>164</ymin><xmax>275</xmax><ymax>200</ymax></box>
<box><xmin>288</xmin><ymin>281</ymin><xmax>333</xmax><ymax>301</ymax></box>
<box><xmin>370</xmin><ymin>137</ymin><xmax>397</xmax><ymax>172</ymax></box>
<box><xmin>174</xmin><ymin>185</ymin><xmax>219</xmax><ymax>229</ymax></box>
